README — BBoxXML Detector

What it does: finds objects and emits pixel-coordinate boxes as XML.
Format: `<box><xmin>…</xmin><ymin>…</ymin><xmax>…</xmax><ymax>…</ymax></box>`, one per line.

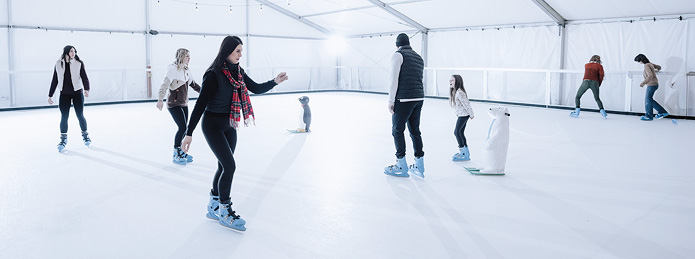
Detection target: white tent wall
<box><xmin>150</xmin><ymin>34</ymin><xmax>230</xmax><ymax>100</ymax></box>
<box><xmin>565</xmin><ymin>19</ymin><xmax>690</xmax><ymax>115</ymax></box>
<box><xmin>0</xmin><ymin>28</ymin><xmax>9</xmax><ymax>107</ymax></box>
<box><xmin>11</xmin><ymin>0</ymin><xmax>144</xmax><ymax>31</ymax></box>
<box><xmin>10</xmin><ymin>29</ymin><xmax>146</xmax><ymax>107</ymax></box>
<box><xmin>689</xmin><ymin>19</ymin><xmax>695</xmax><ymax>115</ymax></box>
<box><xmin>245</xmin><ymin>37</ymin><xmax>336</xmax><ymax>92</ymax></box>
<box><xmin>341</xmin><ymin>33</ymin><xmax>422</xmax><ymax>92</ymax></box>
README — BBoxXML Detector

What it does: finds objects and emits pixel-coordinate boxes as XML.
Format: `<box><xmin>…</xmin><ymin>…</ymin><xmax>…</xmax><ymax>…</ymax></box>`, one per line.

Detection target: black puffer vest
<box><xmin>395</xmin><ymin>45</ymin><xmax>424</xmax><ymax>100</ymax></box>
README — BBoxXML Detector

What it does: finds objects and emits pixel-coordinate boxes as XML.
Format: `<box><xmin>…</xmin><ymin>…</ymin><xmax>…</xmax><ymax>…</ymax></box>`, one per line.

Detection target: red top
<box><xmin>583</xmin><ymin>62</ymin><xmax>605</xmax><ymax>86</ymax></box>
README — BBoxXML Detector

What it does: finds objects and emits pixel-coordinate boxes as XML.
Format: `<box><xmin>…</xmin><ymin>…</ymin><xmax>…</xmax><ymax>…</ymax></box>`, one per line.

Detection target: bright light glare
<box><xmin>325</xmin><ymin>35</ymin><xmax>347</xmax><ymax>55</ymax></box>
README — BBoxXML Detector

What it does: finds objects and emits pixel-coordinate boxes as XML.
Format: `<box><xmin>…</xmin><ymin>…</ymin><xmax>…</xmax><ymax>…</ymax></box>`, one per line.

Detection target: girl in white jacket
<box><xmin>449</xmin><ymin>74</ymin><xmax>474</xmax><ymax>161</ymax></box>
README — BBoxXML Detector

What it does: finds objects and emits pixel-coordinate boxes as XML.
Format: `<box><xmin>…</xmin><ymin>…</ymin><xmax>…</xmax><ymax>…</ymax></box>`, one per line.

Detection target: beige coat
<box><xmin>641</xmin><ymin>63</ymin><xmax>662</xmax><ymax>87</ymax></box>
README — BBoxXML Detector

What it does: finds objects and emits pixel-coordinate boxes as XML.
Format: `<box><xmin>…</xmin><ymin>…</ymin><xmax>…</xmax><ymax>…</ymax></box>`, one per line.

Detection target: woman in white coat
<box><xmin>157</xmin><ymin>48</ymin><xmax>201</xmax><ymax>164</ymax></box>
<box><xmin>48</xmin><ymin>45</ymin><xmax>91</xmax><ymax>152</ymax></box>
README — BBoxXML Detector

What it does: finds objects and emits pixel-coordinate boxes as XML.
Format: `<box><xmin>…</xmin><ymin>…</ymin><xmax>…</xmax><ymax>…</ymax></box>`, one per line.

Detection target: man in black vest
<box><xmin>384</xmin><ymin>33</ymin><xmax>426</xmax><ymax>178</ymax></box>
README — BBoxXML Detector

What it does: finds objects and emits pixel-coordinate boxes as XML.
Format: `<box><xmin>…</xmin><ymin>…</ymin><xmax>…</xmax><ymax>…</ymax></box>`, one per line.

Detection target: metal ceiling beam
<box><xmin>530</xmin><ymin>0</ymin><xmax>566</xmax><ymax>24</ymax></box>
<box><xmin>366</xmin><ymin>0</ymin><xmax>428</xmax><ymax>33</ymax></box>
<box><xmin>254</xmin><ymin>0</ymin><xmax>331</xmax><ymax>34</ymax></box>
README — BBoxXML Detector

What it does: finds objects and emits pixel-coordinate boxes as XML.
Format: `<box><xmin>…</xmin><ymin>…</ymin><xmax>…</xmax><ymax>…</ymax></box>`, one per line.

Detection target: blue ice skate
<box><xmin>172</xmin><ymin>147</ymin><xmax>187</xmax><ymax>165</ymax></box>
<box><xmin>384</xmin><ymin>157</ymin><xmax>409</xmax><ymax>177</ymax></box>
<box><xmin>569</xmin><ymin>108</ymin><xmax>580</xmax><ymax>118</ymax></box>
<box><xmin>57</xmin><ymin>134</ymin><xmax>67</xmax><ymax>152</ymax></box>
<box><xmin>640</xmin><ymin>115</ymin><xmax>653</xmax><ymax>121</ymax></box>
<box><xmin>182</xmin><ymin>152</ymin><xmax>194</xmax><ymax>163</ymax></box>
<box><xmin>655</xmin><ymin>112</ymin><xmax>669</xmax><ymax>119</ymax></box>
<box><xmin>409</xmin><ymin>157</ymin><xmax>425</xmax><ymax>178</ymax></box>
<box><xmin>206</xmin><ymin>193</ymin><xmax>220</xmax><ymax>220</ymax></box>
<box><xmin>219</xmin><ymin>203</ymin><xmax>246</xmax><ymax>231</ymax></box>
<box><xmin>81</xmin><ymin>131</ymin><xmax>91</xmax><ymax>146</ymax></box>
<box><xmin>453</xmin><ymin>147</ymin><xmax>470</xmax><ymax>162</ymax></box>
<box><xmin>600</xmin><ymin>109</ymin><xmax>607</xmax><ymax>118</ymax></box>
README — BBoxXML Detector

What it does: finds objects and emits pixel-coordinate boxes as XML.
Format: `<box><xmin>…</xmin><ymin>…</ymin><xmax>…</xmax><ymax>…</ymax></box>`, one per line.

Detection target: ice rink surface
<box><xmin>1</xmin><ymin>92</ymin><xmax>693</xmax><ymax>258</ymax></box>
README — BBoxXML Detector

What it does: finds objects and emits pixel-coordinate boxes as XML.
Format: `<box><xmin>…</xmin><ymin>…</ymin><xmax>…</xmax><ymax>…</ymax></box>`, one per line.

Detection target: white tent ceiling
<box><xmin>226</xmin><ymin>0</ymin><xmax>695</xmax><ymax>37</ymax></box>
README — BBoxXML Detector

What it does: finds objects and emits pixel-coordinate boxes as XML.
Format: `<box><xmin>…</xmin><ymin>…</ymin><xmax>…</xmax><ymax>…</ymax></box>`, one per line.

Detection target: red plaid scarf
<box><xmin>222</xmin><ymin>63</ymin><xmax>255</xmax><ymax>128</ymax></box>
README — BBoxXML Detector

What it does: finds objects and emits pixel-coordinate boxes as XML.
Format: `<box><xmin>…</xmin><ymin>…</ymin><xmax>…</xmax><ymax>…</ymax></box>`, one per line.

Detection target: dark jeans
<box><xmin>644</xmin><ymin>85</ymin><xmax>667</xmax><ymax>118</ymax></box>
<box><xmin>58</xmin><ymin>93</ymin><xmax>87</xmax><ymax>133</ymax></box>
<box><xmin>168</xmin><ymin>106</ymin><xmax>189</xmax><ymax>148</ymax></box>
<box><xmin>454</xmin><ymin>116</ymin><xmax>470</xmax><ymax>148</ymax></box>
<box><xmin>202</xmin><ymin>112</ymin><xmax>238</xmax><ymax>205</ymax></box>
<box><xmin>392</xmin><ymin>100</ymin><xmax>424</xmax><ymax>158</ymax></box>
<box><xmin>574</xmin><ymin>80</ymin><xmax>604</xmax><ymax>109</ymax></box>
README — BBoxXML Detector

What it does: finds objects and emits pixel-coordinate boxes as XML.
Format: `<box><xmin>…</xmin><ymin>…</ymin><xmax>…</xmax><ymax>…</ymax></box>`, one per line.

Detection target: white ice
<box><xmin>1</xmin><ymin>92</ymin><xmax>693</xmax><ymax>258</ymax></box>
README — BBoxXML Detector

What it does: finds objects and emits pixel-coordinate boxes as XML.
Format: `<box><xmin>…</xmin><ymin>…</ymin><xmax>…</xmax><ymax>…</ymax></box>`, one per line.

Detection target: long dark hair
<box><xmin>208</xmin><ymin>36</ymin><xmax>243</xmax><ymax>72</ymax></box>
<box><xmin>634</xmin><ymin>54</ymin><xmax>650</xmax><ymax>64</ymax></box>
<box><xmin>60</xmin><ymin>45</ymin><xmax>82</xmax><ymax>68</ymax></box>
<box><xmin>449</xmin><ymin>74</ymin><xmax>466</xmax><ymax>107</ymax></box>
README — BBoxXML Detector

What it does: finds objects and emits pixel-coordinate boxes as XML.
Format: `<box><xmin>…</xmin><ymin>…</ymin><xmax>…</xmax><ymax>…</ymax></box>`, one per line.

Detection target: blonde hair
<box><xmin>174</xmin><ymin>48</ymin><xmax>190</xmax><ymax>70</ymax></box>
<box><xmin>589</xmin><ymin>55</ymin><xmax>602</xmax><ymax>64</ymax></box>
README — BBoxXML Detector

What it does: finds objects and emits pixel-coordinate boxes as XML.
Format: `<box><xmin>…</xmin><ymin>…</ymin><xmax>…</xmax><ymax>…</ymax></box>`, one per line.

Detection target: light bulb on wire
<box><xmin>157</xmin><ymin>0</ymin><xmax>160</xmax><ymax>5</ymax></box>
<box><xmin>260</xmin><ymin>4</ymin><xmax>263</xmax><ymax>11</ymax></box>
<box><xmin>195</xmin><ymin>3</ymin><xmax>198</xmax><ymax>11</ymax></box>
<box><xmin>229</xmin><ymin>5</ymin><xmax>232</xmax><ymax>13</ymax></box>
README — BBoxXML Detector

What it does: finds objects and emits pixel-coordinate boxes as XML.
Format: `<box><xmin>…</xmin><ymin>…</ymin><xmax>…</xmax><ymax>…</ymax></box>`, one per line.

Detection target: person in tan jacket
<box><xmin>157</xmin><ymin>48</ymin><xmax>201</xmax><ymax>164</ymax></box>
<box><xmin>634</xmin><ymin>54</ymin><xmax>668</xmax><ymax>121</ymax></box>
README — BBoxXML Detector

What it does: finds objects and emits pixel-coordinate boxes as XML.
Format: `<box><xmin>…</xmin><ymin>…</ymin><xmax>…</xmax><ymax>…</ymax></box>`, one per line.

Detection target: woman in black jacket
<box><xmin>182</xmin><ymin>36</ymin><xmax>288</xmax><ymax>231</ymax></box>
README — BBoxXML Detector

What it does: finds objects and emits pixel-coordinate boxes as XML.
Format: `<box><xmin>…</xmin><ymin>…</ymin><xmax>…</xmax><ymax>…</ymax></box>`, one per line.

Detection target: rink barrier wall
<box><xmin>1</xmin><ymin>89</ymin><xmax>693</xmax><ymax>121</ymax></box>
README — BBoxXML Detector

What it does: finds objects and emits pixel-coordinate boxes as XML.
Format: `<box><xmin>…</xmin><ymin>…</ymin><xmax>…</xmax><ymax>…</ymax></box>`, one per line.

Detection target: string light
<box><xmin>287</xmin><ymin>0</ymin><xmax>291</xmax><ymax>5</ymax></box>
<box><xmin>155</xmin><ymin>0</ymin><xmax>268</xmax><ymax>11</ymax></box>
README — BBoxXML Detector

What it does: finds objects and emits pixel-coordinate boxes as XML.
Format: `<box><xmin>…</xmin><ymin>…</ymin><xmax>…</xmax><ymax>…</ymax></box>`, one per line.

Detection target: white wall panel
<box><xmin>150</xmin><ymin>34</ymin><xmax>229</xmax><ymax>99</ymax></box>
<box><xmin>11</xmin><ymin>29</ymin><xmax>145</xmax><ymax>106</ymax></box>
<box><xmin>0</xmin><ymin>28</ymin><xmax>9</xmax><ymax>107</ymax></box>
<box><xmin>247</xmin><ymin>37</ymin><xmax>335</xmax><ymax>91</ymax></box>
<box><xmin>342</xmin><ymin>34</ymin><xmax>422</xmax><ymax>92</ymax></box>
<box><xmin>565</xmin><ymin>19</ymin><xmax>689</xmax><ymax>115</ymax></box>
<box><xmin>688</xmin><ymin>20</ymin><xmax>694</xmax><ymax>116</ymax></box>
<box><xmin>11</xmin><ymin>0</ymin><xmax>144</xmax><ymax>31</ymax></box>
<box><xmin>0</xmin><ymin>0</ymin><xmax>7</xmax><ymax>23</ymax></box>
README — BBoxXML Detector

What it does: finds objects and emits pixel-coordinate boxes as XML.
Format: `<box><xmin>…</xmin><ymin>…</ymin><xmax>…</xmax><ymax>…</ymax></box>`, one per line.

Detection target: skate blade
<box><xmin>220</xmin><ymin>223</ymin><xmax>246</xmax><ymax>231</ymax></box>
<box><xmin>206</xmin><ymin>213</ymin><xmax>219</xmax><ymax>221</ymax></box>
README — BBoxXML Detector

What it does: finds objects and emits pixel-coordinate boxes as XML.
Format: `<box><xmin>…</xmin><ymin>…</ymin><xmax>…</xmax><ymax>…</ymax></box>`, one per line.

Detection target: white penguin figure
<box><xmin>478</xmin><ymin>107</ymin><xmax>510</xmax><ymax>175</ymax></box>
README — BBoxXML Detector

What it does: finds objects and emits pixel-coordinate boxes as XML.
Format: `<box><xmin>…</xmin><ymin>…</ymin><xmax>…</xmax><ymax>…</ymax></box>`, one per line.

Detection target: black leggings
<box><xmin>168</xmin><ymin>106</ymin><xmax>189</xmax><ymax>148</ymax></box>
<box><xmin>454</xmin><ymin>116</ymin><xmax>469</xmax><ymax>148</ymax></box>
<box><xmin>202</xmin><ymin>113</ymin><xmax>238</xmax><ymax>204</ymax></box>
<box><xmin>59</xmin><ymin>93</ymin><xmax>87</xmax><ymax>133</ymax></box>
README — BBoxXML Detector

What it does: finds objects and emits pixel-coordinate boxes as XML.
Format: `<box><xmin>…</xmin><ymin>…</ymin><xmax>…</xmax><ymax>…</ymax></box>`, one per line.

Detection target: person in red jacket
<box><xmin>570</xmin><ymin>55</ymin><xmax>607</xmax><ymax>118</ymax></box>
